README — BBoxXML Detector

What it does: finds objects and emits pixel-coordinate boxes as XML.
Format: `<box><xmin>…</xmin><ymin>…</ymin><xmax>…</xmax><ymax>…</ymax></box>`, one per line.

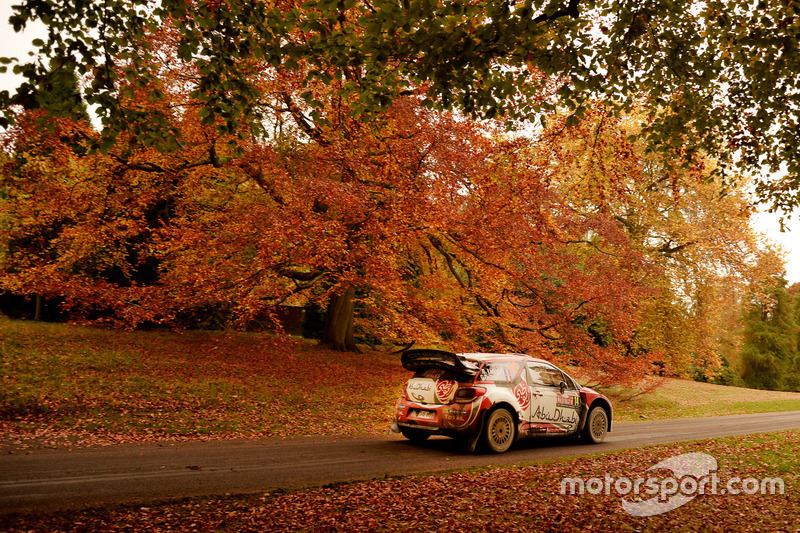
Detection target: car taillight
<box><xmin>455</xmin><ymin>386</ymin><xmax>486</xmax><ymax>403</ymax></box>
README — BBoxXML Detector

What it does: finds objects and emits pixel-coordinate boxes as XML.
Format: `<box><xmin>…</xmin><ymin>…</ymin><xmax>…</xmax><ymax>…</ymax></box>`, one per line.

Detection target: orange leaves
<box><xmin>2</xmin><ymin>90</ymin><xmax>655</xmax><ymax>381</ymax></box>
<box><xmin>1</xmin><ymin>321</ymin><xmax>408</xmax><ymax>446</ymax></box>
<box><xmin>2</xmin><ymin>62</ymin><xmax>773</xmax><ymax>388</ymax></box>
<box><xmin>528</xmin><ymin>102</ymin><xmax>785</xmax><ymax>380</ymax></box>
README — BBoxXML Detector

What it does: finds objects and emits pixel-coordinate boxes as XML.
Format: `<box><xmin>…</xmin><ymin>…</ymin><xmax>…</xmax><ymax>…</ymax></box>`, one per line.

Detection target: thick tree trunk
<box><xmin>34</xmin><ymin>293</ymin><xmax>42</xmax><ymax>321</ymax></box>
<box><xmin>320</xmin><ymin>286</ymin><xmax>359</xmax><ymax>352</ymax></box>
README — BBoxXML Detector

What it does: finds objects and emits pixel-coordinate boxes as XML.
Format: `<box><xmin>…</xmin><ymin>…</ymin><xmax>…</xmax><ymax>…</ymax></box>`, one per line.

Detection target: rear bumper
<box><xmin>393</xmin><ymin>396</ymin><xmax>486</xmax><ymax>436</ymax></box>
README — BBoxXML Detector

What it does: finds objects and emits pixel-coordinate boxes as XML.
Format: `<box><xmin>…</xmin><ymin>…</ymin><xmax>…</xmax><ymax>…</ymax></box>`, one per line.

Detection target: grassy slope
<box><xmin>610</xmin><ymin>378</ymin><xmax>800</xmax><ymax>422</ymax></box>
<box><xmin>0</xmin><ymin>318</ymin><xmax>407</xmax><ymax>447</ymax></box>
<box><xmin>2</xmin><ymin>317</ymin><xmax>800</xmax><ymax>448</ymax></box>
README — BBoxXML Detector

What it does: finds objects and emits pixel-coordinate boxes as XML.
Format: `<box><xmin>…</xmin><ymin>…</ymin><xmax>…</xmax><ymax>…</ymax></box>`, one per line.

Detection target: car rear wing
<box><xmin>400</xmin><ymin>349</ymin><xmax>479</xmax><ymax>375</ymax></box>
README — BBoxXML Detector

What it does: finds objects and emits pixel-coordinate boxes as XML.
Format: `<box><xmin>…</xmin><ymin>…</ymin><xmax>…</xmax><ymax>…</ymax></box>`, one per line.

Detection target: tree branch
<box><xmin>533</xmin><ymin>0</ymin><xmax>582</xmax><ymax>24</ymax></box>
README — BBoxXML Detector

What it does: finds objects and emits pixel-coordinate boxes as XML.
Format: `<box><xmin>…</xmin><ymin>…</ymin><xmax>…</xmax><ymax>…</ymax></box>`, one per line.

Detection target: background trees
<box><xmin>739</xmin><ymin>278</ymin><xmax>800</xmax><ymax>391</ymax></box>
<box><xmin>532</xmin><ymin>106</ymin><xmax>785</xmax><ymax>377</ymax></box>
<box><xmin>1</xmin><ymin>90</ymin><xmax>782</xmax><ymax>386</ymax></box>
<box><xmin>0</xmin><ymin>3</ymin><xmax>793</xmax><ymax>388</ymax></box>
<box><xmin>3</xmin><ymin>0</ymin><xmax>800</xmax><ymax>209</ymax></box>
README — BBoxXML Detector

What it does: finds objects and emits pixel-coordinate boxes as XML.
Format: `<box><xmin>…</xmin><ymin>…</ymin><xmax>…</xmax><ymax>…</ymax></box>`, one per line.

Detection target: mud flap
<box><xmin>466</xmin><ymin>433</ymin><xmax>481</xmax><ymax>452</ymax></box>
<box><xmin>576</xmin><ymin>404</ymin><xmax>589</xmax><ymax>436</ymax></box>
<box><xmin>465</xmin><ymin>414</ymin><xmax>486</xmax><ymax>452</ymax></box>
<box><xmin>388</xmin><ymin>421</ymin><xmax>400</xmax><ymax>435</ymax></box>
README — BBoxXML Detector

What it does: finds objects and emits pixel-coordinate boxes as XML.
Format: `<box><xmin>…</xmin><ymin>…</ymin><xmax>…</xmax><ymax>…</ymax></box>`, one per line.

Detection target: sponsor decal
<box><xmin>407</xmin><ymin>380</ymin><xmax>433</xmax><ymax>403</ymax></box>
<box><xmin>556</xmin><ymin>393</ymin><xmax>580</xmax><ymax>409</ymax></box>
<box><xmin>519</xmin><ymin>421</ymin><xmax>549</xmax><ymax>435</ymax></box>
<box><xmin>513</xmin><ymin>381</ymin><xmax>531</xmax><ymax>410</ymax></box>
<box><xmin>435</xmin><ymin>379</ymin><xmax>456</xmax><ymax>401</ymax></box>
<box><xmin>532</xmin><ymin>405</ymin><xmax>578</xmax><ymax>426</ymax></box>
<box><xmin>443</xmin><ymin>403</ymin><xmax>478</xmax><ymax>428</ymax></box>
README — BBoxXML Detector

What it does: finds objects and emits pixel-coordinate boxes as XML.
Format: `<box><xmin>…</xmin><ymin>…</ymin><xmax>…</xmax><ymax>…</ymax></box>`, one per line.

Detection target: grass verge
<box><xmin>606</xmin><ymin>378</ymin><xmax>800</xmax><ymax>422</ymax></box>
<box><xmin>0</xmin><ymin>318</ymin><xmax>406</xmax><ymax>448</ymax></box>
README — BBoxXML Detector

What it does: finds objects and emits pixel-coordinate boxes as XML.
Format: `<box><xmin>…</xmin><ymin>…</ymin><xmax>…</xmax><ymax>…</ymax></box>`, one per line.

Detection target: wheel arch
<box><xmin>472</xmin><ymin>401</ymin><xmax>521</xmax><ymax>447</ymax></box>
<box><xmin>584</xmin><ymin>398</ymin><xmax>612</xmax><ymax>432</ymax></box>
<box><xmin>485</xmin><ymin>401</ymin><xmax>521</xmax><ymax>427</ymax></box>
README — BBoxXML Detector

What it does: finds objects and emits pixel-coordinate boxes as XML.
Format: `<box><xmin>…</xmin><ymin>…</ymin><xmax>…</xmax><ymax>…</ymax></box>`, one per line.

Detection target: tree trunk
<box><xmin>34</xmin><ymin>293</ymin><xmax>42</xmax><ymax>321</ymax></box>
<box><xmin>320</xmin><ymin>286</ymin><xmax>359</xmax><ymax>352</ymax></box>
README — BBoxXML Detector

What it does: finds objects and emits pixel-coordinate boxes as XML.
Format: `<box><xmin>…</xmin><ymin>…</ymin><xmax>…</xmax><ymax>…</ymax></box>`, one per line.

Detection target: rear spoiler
<box><xmin>400</xmin><ymin>349</ymin><xmax>479</xmax><ymax>375</ymax></box>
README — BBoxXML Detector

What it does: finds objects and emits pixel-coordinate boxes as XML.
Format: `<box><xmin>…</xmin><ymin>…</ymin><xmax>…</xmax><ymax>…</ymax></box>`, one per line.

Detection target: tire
<box><xmin>400</xmin><ymin>427</ymin><xmax>431</xmax><ymax>442</ymax></box>
<box><xmin>482</xmin><ymin>408</ymin><xmax>516</xmax><ymax>454</ymax></box>
<box><xmin>582</xmin><ymin>406</ymin><xmax>608</xmax><ymax>444</ymax></box>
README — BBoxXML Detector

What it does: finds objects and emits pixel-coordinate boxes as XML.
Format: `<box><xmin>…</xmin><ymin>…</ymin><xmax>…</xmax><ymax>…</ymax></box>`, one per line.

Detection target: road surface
<box><xmin>2</xmin><ymin>410</ymin><xmax>800</xmax><ymax>514</ymax></box>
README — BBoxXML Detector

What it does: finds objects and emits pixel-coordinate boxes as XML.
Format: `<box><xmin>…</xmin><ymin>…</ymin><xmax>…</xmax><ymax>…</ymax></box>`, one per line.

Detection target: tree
<box><xmin>0</xmin><ymin>58</ymin><xmax>91</xmax><ymax>320</ymax></box>
<box><xmin>153</xmin><ymin>88</ymin><xmax>659</xmax><ymax>364</ymax></box>
<box><xmin>0</xmin><ymin>109</ymin><xmax>190</xmax><ymax>325</ymax></box>
<box><xmin>30</xmin><ymin>59</ymin><xmax>90</xmax><ymax>122</ymax></box>
<box><xmin>0</xmin><ymin>33</ymin><xmax>234</xmax><ymax>326</ymax></box>
<box><xmin>1</xmin><ymin>75</ymin><xmax>661</xmax><ymax>381</ymax></box>
<box><xmin>533</xmin><ymin>104</ymin><xmax>785</xmax><ymax>375</ymax></box>
<box><xmin>740</xmin><ymin>276</ymin><xmax>800</xmax><ymax>391</ymax></box>
<box><xmin>1</xmin><ymin>12</ymin><xmax>790</xmax><ymax>388</ymax></box>
<box><xmin>3</xmin><ymin>0</ymin><xmax>800</xmax><ymax>209</ymax></box>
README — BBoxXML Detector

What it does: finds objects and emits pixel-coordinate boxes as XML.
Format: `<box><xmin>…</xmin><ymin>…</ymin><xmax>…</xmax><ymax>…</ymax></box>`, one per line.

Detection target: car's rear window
<box><xmin>474</xmin><ymin>360</ymin><xmax>530</xmax><ymax>384</ymax></box>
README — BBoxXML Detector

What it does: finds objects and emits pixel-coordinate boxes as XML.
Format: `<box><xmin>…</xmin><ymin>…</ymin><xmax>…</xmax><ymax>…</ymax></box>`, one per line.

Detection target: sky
<box><xmin>1</xmin><ymin>4</ymin><xmax>799</xmax><ymax>285</ymax></box>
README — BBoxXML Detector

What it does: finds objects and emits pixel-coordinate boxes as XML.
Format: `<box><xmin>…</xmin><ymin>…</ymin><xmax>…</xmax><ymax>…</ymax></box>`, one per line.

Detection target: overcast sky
<box><xmin>1</xmin><ymin>4</ymin><xmax>798</xmax><ymax>284</ymax></box>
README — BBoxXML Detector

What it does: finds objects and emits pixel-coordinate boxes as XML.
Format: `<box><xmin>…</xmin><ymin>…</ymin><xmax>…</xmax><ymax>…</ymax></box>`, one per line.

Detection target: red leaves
<box><xmin>1</xmin><ymin>321</ymin><xmax>407</xmax><ymax>448</ymax></box>
<box><xmin>1</xmin><ymin>63</ymin><xmax>777</xmax><ymax>388</ymax></box>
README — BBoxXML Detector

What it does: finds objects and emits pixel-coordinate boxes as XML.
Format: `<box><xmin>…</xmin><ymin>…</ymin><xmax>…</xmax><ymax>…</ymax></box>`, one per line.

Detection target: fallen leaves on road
<box><xmin>2</xmin><ymin>431</ymin><xmax>799</xmax><ymax>532</ymax></box>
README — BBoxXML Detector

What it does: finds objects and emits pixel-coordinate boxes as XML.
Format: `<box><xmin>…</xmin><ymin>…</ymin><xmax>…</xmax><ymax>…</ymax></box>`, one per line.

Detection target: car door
<box><xmin>526</xmin><ymin>363</ymin><xmax>580</xmax><ymax>433</ymax></box>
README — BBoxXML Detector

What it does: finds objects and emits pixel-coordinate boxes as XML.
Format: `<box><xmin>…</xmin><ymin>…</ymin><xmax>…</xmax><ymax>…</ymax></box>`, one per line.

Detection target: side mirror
<box><xmin>559</xmin><ymin>381</ymin><xmax>567</xmax><ymax>393</ymax></box>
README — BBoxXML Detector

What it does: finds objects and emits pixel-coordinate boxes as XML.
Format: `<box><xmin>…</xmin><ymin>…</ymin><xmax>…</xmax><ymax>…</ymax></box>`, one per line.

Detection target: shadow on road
<box><xmin>389</xmin><ymin>434</ymin><xmax>585</xmax><ymax>456</ymax></box>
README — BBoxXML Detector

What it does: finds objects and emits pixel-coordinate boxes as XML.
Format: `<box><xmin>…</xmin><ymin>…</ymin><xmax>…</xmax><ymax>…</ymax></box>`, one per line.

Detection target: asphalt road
<box><xmin>2</xmin><ymin>410</ymin><xmax>800</xmax><ymax>514</ymax></box>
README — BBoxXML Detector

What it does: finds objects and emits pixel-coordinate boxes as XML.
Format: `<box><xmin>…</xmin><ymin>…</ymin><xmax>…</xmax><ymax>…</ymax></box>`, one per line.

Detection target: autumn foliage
<box><xmin>0</xmin><ymin>319</ymin><xmax>407</xmax><ymax>446</ymax></box>
<box><xmin>0</xmin><ymin>23</ymin><xmax>783</xmax><ymax>387</ymax></box>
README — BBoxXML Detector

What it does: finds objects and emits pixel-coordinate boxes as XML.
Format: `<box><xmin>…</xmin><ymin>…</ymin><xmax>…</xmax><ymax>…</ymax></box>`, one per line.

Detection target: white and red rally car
<box><xmin>390</xmin><ymin>349</ymin><xmax>612</xmax><ymax>453</ymax></box>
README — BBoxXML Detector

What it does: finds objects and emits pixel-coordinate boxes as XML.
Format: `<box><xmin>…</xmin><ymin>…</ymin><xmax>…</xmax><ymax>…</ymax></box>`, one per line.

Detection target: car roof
<box><xmin>457</xmin><ymin>353</ymin><xmax>554</xmax><ymax>366</ymax></box>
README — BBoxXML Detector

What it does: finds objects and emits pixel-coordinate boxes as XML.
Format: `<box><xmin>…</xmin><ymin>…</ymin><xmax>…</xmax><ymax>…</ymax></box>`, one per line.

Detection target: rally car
<box><xmin>390</xmin><ymin>349</ymin><xmax>612</xmax><ymax>453</ymax></box>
